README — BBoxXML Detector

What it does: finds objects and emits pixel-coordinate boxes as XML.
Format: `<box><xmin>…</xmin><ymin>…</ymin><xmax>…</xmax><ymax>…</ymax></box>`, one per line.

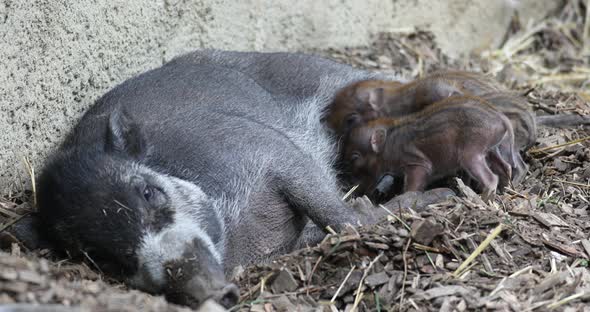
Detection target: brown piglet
<box><xmin>341</xmin><ymin>96</ymin><xmax>523</xmax><ymax>201</ymax></box>
<box><xmin>478</xmin><ymin>92</ymin><xmax>537</xmax><ymax>150</ymax></box>
<box><xmin>325</xmin><ymin>70</ymin><xmax>505</xmax><ymax>137</ymax></box>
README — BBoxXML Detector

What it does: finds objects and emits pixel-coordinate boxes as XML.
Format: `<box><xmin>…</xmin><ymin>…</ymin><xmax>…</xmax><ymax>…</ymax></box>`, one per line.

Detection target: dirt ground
<box><xmin>2</xmin><ymin>2</ymin><xmax>590</xmax><ymax>311</ymax></box>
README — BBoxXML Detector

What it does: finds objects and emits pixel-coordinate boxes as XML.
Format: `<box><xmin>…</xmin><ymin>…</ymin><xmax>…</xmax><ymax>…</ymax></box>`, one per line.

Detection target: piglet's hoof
<box><xmin>383</xmin><ymin>188</ymin><xmax>455</xmax><ymax>212</ymax></box>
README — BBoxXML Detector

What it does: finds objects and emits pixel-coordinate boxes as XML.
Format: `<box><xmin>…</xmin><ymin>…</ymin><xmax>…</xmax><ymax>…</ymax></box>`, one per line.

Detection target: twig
<box><xmin>113</xmin><ymin>199</ymin><xmax>132</xmax><ymax>212</ymax></box>
<box><xmin>342</xmin><ymin>185</ymin><xmax>359</xmax><ymax>201</ymax></box>
<box><xmin>260</xmin><ymin>275</ymin><xmax>266</xmax><ymax>294</ymax></box>
<box><xmin>0</xmin><ymin>206</ymin><xmax>19</xmax><ymax>219</ymax></box>
<box><xmin>0</xmin><ymin>213</ymin><xmax>30</xmax><ymax>234</ymax></box>
<box><xmin>528</xmin><ymin>136</ymin><xmax>590</xmax><ymax>154</ymax></box>
<box><xmin>500</xmin><ymin>21</ymin><xmax>547</xmax><ymax>57</ymax></box>
<box><xmin>325</xmin><ymin>226</ymin><xmax>337</xmax><ymax>235</ymax></box>
<box><xmin>458</xmin><ymin>262</ymin><xmax>478</xmax><ymax>279</ymax></box>
<box><xmin>489</xmin><ymin>277</ymin><xmax>507</xmax><ymax>297</ymax></box>
<box><xmin>468</xmin><ymin>237</ymin><xmax>493</xmax><ymax>273</ymax></box>
<box><xmin>330</xmin><ymin>265</ymin><xmax>356</xmax><ymax>303</ymax></box>
<box><xmin>546</xmin><ymin>292</ymin><xmax>587</xmax><ymax>309</ymax></box>
<box><xmin>412</xmin><ymin>243</ymin><xmax>441</xmax><ymax>253</ymax></box>
<box><xmin>307</xmin><ymin>256</ymin><xmax>323</xmax><ymax>288</ymax></box>
<box><xmin>375</xmin><ymin>292</ymin><xmax>381</xmax><ymax>312</ymax></box>
<box><xmin>81</xmin><ymin>249</ymin><xmax>103</xmax><ymax>275</ymax></box>
<box><xmin>533</xmin><ymin>73</ymin><xmax>590</xmax><ymax>84</ymax></box>
<box><xmin>584</xmin><ymin>0</ymin><xmax>590</xmax><ymax>54</ymax></box>
<box><xmin>453</xmin><ymin>223</ymin><xmax>504</xmax><ymax>277</ymax></box>
<box><xmin>351</xmin><ymin>253</ymin><xmax>383</xmax><ymax>312</ymax></box>
<box><xmin>425</xmin><ymin>251</ymin><xmax>438</xmax><ymax>273</ymax></box>
<box><xmin>510</xmin><ymin>265</ymin><xmax>533</xmax><ymax>278</ymax></box>
<box><xmin>552</xmin><ymin>179</ymin><xmax>590</xmax><ymax>189</ymax></box>
<box><xmin>379</xmin><ymin>204</ymin><xmax>411</xmax><ymax>231</ymax></box>
<box><xmin>22</xmin><ymin>156</ymin><xmax>37</xmax><ymax>209</ymax></box>
<box><xmin>399</xmin><ymin>238</ymin><xmax>411</xmax><ymax>308</ymax></box>
<box><xmin>240</xmin><ymin>272</ymin><xmax>275</xmax><ymax>301</ymax></box>
<box><xmin>409</xmin><ymin>299</ymin><xmax>420</xmax><ymax>310</ymax></box>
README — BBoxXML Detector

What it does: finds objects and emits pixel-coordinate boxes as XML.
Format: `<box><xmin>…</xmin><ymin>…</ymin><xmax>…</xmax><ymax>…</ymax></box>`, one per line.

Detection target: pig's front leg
<box><xmin>275</xmin><ymin>163</ymin><xmax>384</xmax><ymax>233</ymax></box>
<box><xmin>293</xmin><ymin>222</ymin><xmax>327</xmax><ymax>249</ymax></box>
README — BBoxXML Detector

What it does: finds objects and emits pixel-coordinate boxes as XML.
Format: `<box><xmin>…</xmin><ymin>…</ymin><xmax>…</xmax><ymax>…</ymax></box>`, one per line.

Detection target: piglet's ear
<box><xmin>448</xmin><ymin>90</ymin><xmax>462</xmax><ymax>97</ymax></box>
<box><xmin>370</xmin><ymin>127</ymin><xmax>387</xmax><ymax>154</ymax></box>
<box><xmin>105</xmin><ymin>109</ymin><xmax>147</xmax><ymax>160</ymax></box>
<box><xmin>356</xmin><ymin>87</ymin><xmax>385</xmax><ymax>112</ymax></box>
<box><xmin>368</xmin><ymin>88</ymin><xmax>384</xmax><ymax>111</ymax></box>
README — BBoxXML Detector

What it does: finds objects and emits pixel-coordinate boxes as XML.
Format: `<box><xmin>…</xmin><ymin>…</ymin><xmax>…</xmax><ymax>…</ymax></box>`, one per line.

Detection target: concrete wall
<box><xmin>0</xmin><ymin>0</ymin><xmax>558</xmax><ymax>193</ymax></box>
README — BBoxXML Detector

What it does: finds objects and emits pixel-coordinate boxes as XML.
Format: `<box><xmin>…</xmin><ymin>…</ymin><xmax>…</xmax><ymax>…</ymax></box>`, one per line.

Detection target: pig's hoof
<box><xmin>349</xmin><ymin>195</ymin><xmax>380</xmax><ymax>222</ymax></box>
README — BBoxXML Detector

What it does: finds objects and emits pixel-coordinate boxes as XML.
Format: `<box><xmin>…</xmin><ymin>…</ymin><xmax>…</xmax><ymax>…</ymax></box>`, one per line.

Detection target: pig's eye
<box><xmin>143</xmin><ymin>186</ymin><xmax>154</xmax><ymax>202</ymax></box>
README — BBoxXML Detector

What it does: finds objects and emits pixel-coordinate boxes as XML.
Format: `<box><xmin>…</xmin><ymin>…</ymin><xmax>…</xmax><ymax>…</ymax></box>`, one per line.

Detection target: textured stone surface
<box><xmin>0</xmin><ymin>0</ymin><xmax>558</xmax><ymax>192</ymax></box>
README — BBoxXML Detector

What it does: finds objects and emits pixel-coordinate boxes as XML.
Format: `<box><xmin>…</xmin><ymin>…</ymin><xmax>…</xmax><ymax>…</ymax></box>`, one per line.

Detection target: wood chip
<box><xmin>364</xmin><ymin>272</ymin><xmax>389</xmax><ymax>288</ymax></box>
<box><xmin>364</xmin><ymin>242</ymin><xmax>389</xmax><ymax>250</ymax></box>
<box><xmin>455</xmin><ymin>178</ymin><xmax>487</xmax><ymax>206</ymax></box>
<box><xmin>410</xmin><ymin>219</ymin><xmax>444</xmax><ymax>245</ymax></box>
<box><xmin>553</xmin><ymin>158</ymin><xmax>569</xmax><ymax>172</ymax></box>
<box><xmin>533</xmin><ymin>212</ymin><xmax>570</xmax><ymax>227</ymax></box>
<box><xmin>18</xmin><ymin>270</ymin><xmax>43</xmax><ymax>285</ymax></box>
<box><xmin>581</xmin><ymin>239</ymin><xmax>590</xmax><ymax>259</ymax></box>
<box><xmin>270</xmin><ymin>270</ymin><xmax>299</xmax><ymax>294</ymax></box>
<box><xmin>330</xmin><ymin>234</ymin><xmax>360</xmax><ymax>245</ymax></box>
<box><xmin>542</xmin><ymin>239</ymin><xmax>581</xmax><ymax>257</ymax></box>
<box><xmin>422</xmin><ymin>285</ymin><xmax>472</xmax><ymax>300</ymax></box>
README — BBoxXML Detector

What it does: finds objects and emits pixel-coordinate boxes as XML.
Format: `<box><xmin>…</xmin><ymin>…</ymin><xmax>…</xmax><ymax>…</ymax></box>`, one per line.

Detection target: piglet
<box><xmin>341</xmin><ymin>96</ymin><xmax>521</xmax><ymax>201</ymax></box>
<box><xmin>325</xmin><ymin>70</ymin><xmax>504</xmax><ymax>137</ymax></box>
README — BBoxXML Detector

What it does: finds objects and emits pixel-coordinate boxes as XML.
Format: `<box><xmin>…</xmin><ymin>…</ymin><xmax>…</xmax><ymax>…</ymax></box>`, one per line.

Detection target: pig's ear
<box><xmin>368</xmin><ymin>88</ymin><xmax>385</xmax><ymax>111</ymax></box>
<box><xmin>105</xmin><ymin>109</ymin><xmax>147</xmax><ymax>160</ymax></box>
<box><xmin>370</xmin><ymin>127</ymin><xmax>387</xmax><ymax>154</ymax></box>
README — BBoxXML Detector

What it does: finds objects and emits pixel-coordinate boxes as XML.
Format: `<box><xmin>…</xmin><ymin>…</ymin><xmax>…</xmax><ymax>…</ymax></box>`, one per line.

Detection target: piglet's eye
<box><xmin>345</xmin><ymin>114</ymin><xmax>361</xmax><ymax>127</ymax></box>
<box><xmin>351</xmin><ymin>152</ymin><xmax>362</xmax><ymax>162</ymax></box>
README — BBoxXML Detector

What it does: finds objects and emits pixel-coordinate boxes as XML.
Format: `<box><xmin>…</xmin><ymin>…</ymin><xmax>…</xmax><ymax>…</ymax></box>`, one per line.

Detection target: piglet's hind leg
<box><xmin>403</xmin><ymin>165</ymin><xmax>430</xmax><ymax>193</ymax></box>
<box><xmin>487</xmin><ymin>148</ymin><xmax>511</xmax><ymax>191</ymax></box>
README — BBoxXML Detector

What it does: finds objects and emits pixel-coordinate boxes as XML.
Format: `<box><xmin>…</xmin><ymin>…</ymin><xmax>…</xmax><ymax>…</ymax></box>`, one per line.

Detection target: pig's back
<box><xmin>170</xmin><ymin>50</ymin><xmax>380</xmax><ymax>103</ymax></box>
<box><xmin>62</xmin><ymin>55</ymin><xmax>345</xmax><ymax>201</ymax></box>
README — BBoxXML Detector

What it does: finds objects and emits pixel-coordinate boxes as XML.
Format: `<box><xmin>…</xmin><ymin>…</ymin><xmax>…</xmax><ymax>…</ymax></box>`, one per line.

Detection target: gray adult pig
<box><xmin>35</xmin><ymin>50</ymin><xmax>394</xmax><ymax>308</ymax></box>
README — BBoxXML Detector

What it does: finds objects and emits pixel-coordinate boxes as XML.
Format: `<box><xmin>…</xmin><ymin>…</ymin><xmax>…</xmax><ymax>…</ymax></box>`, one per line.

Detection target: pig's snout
<box><xmin>183</xmin><ymin>280</ymin><xmax>239</xmax><ymax>309</ymax></box>
<box><xmin>164</xmin><ymin>257</ymin><xmax>239</xmax><ymax>309</ymax></box>
<box><xmin>167</xmin><ymin>278</ymin><xmax>239</xmax><ymax>309</ymax></box>
<box><xmin>213</xmin><ymin>284</ymin><xmax>240</xmax><ymax>308</ymax></box>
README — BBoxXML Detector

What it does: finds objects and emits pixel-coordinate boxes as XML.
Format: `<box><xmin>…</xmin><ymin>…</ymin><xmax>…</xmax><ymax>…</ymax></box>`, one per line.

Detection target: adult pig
<box><xmin>35</xmin><ymin>50</ymin><xmax>393</xmax><ymax>309</ymax></box>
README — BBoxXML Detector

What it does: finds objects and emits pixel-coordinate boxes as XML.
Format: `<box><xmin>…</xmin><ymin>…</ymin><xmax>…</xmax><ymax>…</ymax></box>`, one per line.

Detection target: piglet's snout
<box><xmin>371</xmin><ymin>174</ymin><xmax>395</xmax><ymax>203</ymax></box>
